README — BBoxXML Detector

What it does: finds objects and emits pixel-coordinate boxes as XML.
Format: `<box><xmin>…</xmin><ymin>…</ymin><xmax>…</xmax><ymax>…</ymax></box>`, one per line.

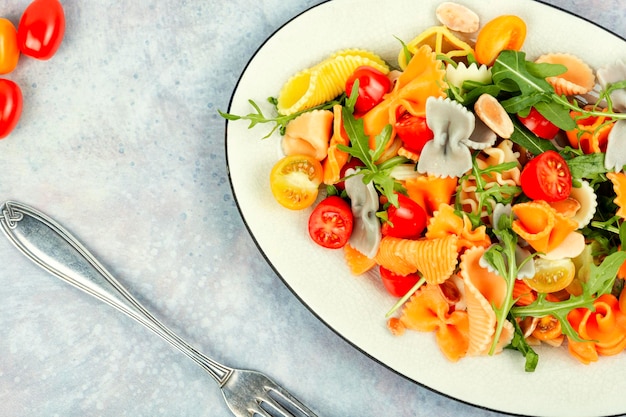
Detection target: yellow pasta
<box><xmin>276</xmin><ymin>49</ymin><xmax>390</xmax><ymax>115</ymax></box>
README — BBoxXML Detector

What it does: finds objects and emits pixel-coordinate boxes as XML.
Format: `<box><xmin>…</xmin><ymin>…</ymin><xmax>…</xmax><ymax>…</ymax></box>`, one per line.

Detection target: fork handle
<box><xmin>0</xmin><ymin>200</ymin><xmax>234</xmax><ymax>386</ymax></box>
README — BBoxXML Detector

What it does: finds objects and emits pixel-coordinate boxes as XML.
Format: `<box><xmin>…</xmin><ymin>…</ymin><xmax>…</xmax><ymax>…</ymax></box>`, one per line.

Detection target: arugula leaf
<box><xmin>219</xmin><ymin>96</ymin><xmax>341</xmax><ymax>139</ymax></box>
<box><xmin>492</xmin><ymin>50</ymin><xmax>555</xmax><ymax>96</ymax></box>
<box><xmin>338</xmin><ymin>107</ymin><xmax>407</xmax><ymax>207</ymax></box>
<box><xmin>481</xmin><ymin>213</ymin><xmax>531</xmax><ymax>356</ymax></box>
<box><xmin>509</xmin><ymin>119</ymin><xmax>558</xmax><ymax>155</ymax></box>
<box><xmin>505</xmin><ymin>317</ymin><xmax>539</xmax><ymax>372</ymax></box>
<box><xmin>564</xmin><ymin>152</ymin><xmax>608</xmax><ymax>180</ymax></box>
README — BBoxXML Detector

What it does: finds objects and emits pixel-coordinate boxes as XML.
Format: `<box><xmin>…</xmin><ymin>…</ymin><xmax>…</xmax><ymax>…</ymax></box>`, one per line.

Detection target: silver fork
<box><xmin>0</xmin><ymin>200</ymin><xmax>319</xmax><ymax>417</ymax></box>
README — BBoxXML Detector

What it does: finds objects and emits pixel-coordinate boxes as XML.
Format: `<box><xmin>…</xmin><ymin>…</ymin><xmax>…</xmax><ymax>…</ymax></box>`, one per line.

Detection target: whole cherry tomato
<box><xmin>0</xmin><ymin>18</ymin><xmax>20</xmax><ymax>74</ymax></box>
<box><xmin>381</xmin><ymin>194</ymin><xmax>428</xmax><ymax>240</ymax></box>
<box><xmin>0</xmin><ymin>79</ymin><xmax>23</xmax><ymax>139</ymax></box>
<box><xmin>345</xmin><ymin>66</ymin><xmax>391</xmax><ymax>114</ymax></box>
<box><xmin>517</xmin><ymin>107</ymin><xmax>561</xmax><ymax>139</ymax></box>
<box><xmin>17</xmin><ymin>0</ymin><xmax>66</xmax><ymax>60</ymax></box>
<box><xmin>394</xmin><ymin>112</ymin><xmax>434</xmax><ymax>154</ymax></box>
<box><xmin>379</xmin><ymin>266</ymin><xmax>421</xmax><ymax>297</ymax></box>
<box><xmin>308</xmin><ymin>196</ymin><xmax>354</xmax><ymax>249</ymax></box>
<box><xmin>520</xmin><ymin>150</ymin><xmax>572</xmax><ymax>202</ymax></box>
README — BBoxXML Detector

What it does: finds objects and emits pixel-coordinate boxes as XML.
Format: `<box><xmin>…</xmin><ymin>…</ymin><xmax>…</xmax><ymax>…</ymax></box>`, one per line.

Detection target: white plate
<box><xmin>226</xmin><ymin>1</ymin><xmax>626</xmax><ymax>416</ymax></box>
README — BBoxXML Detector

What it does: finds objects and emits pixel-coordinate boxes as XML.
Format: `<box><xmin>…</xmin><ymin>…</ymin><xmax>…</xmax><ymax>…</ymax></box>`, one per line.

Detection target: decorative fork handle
<box><xmin>0</xmin><ymin>200</ymin><xmax>234</xmax><ymax>386</ymax></box>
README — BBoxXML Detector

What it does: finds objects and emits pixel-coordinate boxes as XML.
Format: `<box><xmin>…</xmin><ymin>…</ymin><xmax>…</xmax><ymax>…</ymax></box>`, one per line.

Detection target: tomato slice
<box><xmin>394</xmin><ymin>112</ymin><xmax>434</xmax><ymax>154</ymax></box>
<box><xmin>270</xmin><ymin>154</ymin><xmax>323</xmax><ymax>210</ymax></box>
<box><xmin>517</xmin><ymin>107</ymin><xmax>561</xmax><ymax>139</ymax></box>
<box><xmin>345</xmin><ymin>66</ymin><xmax>391</xmax><ymax>114</ymax></box>
<box><xmin>475</xmin><ymin>15</ymin><xmax>527</xmax><ymax>66</ymax></box>
<box><xmin>520</xmin><ymin>150</ymin><xmax>572</xmax><ymax>202</ymax></box>
<box><xmin>381</xmin><ymin>194</ymin><xmax>427</xmax><ymax>240</ymax></box>
<box><xmin>379</xmin><ymin>266</ymin><xmax>421</xmax><ymax>297</ymax></box>
<box><xmin>308</xmin><ymin>196</ymin><xmax>353</xmax><ymax>249</ymax></box>
<box><xmin>523</xmin><ymin>257</ymin><xmax>575</xmax><ymax>294</ymax></box>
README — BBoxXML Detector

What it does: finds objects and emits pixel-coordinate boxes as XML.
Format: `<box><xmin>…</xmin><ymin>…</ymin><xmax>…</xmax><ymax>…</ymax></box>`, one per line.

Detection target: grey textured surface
<box><xmin>1</xmin><ymin>1</ymin><xmax>625</xmax><ymax>416</ymax></box>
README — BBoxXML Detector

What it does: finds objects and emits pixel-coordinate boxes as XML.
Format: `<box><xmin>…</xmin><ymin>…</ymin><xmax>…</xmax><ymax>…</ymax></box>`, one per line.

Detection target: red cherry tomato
<box><xmin>379</xmin><ymin>266</ymin><xmax>421</xmax><ymax>297</ymax></box>
<box><xmin>345</xmin><ymin>66</ymin><xmax>391</xmax><ymax>114</ymax></box>
<box><xmin>394</xmin><ymin>112</ymin><xmax>434</xmax><ymax>154</ymax></box>
<box><xmin>517</xmin><ymin>107</ymin><xmax>561</xmax><ymax>139</ymax></box>
<box><xmin>520</xmin><ymin>150</ymin><xmax>572</xmax><ymax>202</ymax></box>
<box><xmin>334</xmin><ymin>157</ymin><xmax>364</xmax><ymax>190</ymax></box>
<box><xmin>17</xmin><ymin>0</ymin><xmax>66</xmax><ymax>60</ymax></box>
<box><xmin>0</xmin><ymin>79</ymin><xmax>23</xmax><ymax>139</ymax></box>
<box><xmin>308</xmin><ymin>196</ymin><xmax>354</xmax><ymax>249</ymax></box>
<box><xmin>381</xmin><ymin>194</ymin><xmax>427</xmax><ymax>239</ymax></box>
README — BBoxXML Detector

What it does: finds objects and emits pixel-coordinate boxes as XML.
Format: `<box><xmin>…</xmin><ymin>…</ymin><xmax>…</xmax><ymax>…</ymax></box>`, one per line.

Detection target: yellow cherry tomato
<box><xmin>269</xmin><ymin>154</ymin><xmax>324</xmax><ymax>210</ymax></box>
<box><xmin>524</xmin><ymin>257</ymin><xmax>575</xmax><ymax>294</ymax></box>
<box><xmin>475</xmin><ymin>15</ymin><xmax>527</xmax><ymax>66</ymax></box>
<box><xmin>0</xmin><ymin>18</ymin><xmax>20</xmax><ymax>74</ymax></box>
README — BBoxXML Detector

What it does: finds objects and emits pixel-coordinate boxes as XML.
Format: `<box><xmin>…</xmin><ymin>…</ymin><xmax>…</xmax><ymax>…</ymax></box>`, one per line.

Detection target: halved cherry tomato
<box><xmin>308</xmin><ymin>196</ymin><xmax>354</xmax><ymax>249</ymax></box>
<box><xmin>394</xmin><ymin>112</ymin><xmax>434</xmax><ymax>154</ymax></box>
<box><xmin>270</xmin><ymin>154</ymin><xmax>324</xmax><ymax>210</ymax></box>
<box><xmin>381</xmin><ymin>194</ymin><xmax>427</xmax><ymax>239</ymax></box>
<box><xmin>523</xmin><ymin>257</ymin><xmax>575</xmax><ymax>294</ymax></box>
<box><xmin>380</xmin><ymin>266</ymin><xmax>421</xmax><ymax>297</ymax></box>
<box><xmin>0</xmin><ymin>18</ymin><xmax>20</xmax><ymax>74</ymax></box>
<box><xmin>520</xmin><ymin>150</ymin><xmax>572</xmax><ymax>202</ymax></box>
<box><xmin>0</xmin><ymin>79</ymin><xmax>23</xmax><ymax>139</ymax></box>
<box><xmin>517</xmin><ymin>107</ymin><xmax>561</xmax><ymax>139</ymax></box>
<box><xmin>17</xmin><ymin>0</ymin><xmax>66</xmax><ymax>60</ymax></box>
<box><xmin>475</xmin><ymin>15</ymin><xmax>527</xmax><ymax>66</ymax></box>
<box><xmin>345</xmin><ymin>66</ymin><xmax>391</xmax><ymax>114</ymax></box>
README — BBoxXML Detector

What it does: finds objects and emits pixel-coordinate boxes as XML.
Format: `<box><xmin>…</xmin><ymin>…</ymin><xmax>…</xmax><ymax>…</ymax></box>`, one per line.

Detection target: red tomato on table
<box><xmin>308</xmin><ymin>196</ymin><xmax>354</xmax><ymax>249</ymax></box>
<box><xmin>17</xmin><ymin>0</ymin><xmax>66</xmax><ymax>60</ymax></box>
<box><xmin>345</xmin><ymin>66</ymin><xmax>391</xmax><ymax>114</ymax></box>
<box><xmin>0</xmin><ymin>79</ymin><xmax>23</xmax><ymax>139</ymax></box>
<box><xmin>520</xmin><ymin>150</ymin><xmax>572</xmax><ymax>202</ymax></box>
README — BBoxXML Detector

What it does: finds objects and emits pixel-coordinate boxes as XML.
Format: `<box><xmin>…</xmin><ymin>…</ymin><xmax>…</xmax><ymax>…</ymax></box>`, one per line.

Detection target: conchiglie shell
<box><xmin>535</xmin><ymin>53</ymin><xmax>595</xmax><ymax>96</ymax></box>
<box><xmin>277</xmin><ymin>50</ymin><xmax>389</xmax><ymax>115</ymax></box>
<box><xmin>459</xmin><ymin>246</ymin><xmax>513</xmax><ymax>355</ymax></box>
<box><xmin>374</xmin><ymin>235</ymin><xmax>458</xmax><ymax>284</ymax></box>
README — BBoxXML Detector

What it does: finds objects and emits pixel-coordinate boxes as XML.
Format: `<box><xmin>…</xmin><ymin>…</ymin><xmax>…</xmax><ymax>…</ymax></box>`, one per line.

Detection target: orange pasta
<box><xmin>512</xmin><ymin>279</ymin><xmax>536</xmax><ymax>306</ymax></box>
<box><xmin>405</xmin><ymin>175</ymin><xmax>457</xmax><ymax>217</ymax></box>
<box><xmin>322</xmin><ymin>104</ymin><xmax>350</xmax><ymax>185</ymax></box>
<box><xmin>566</xmin><ymin>108</ymin><xmax>614</xmax><ymax>154</ymax></box>
<box><xmin>375</xmin><ymin>235</ymin><xmax>458</xmax><ymax>283</ymax></box>
<box><xmin>567</xmin><ymin>293</ymin><xmax>626</xmax><ymax>363</ymax></box>
<box><xmin>362</xmin><ymin>45</ymin><xmax>447</xmax><ymax>149</ymax></box>
<box><xmin>343</xmin><ymin>243</ymin><xmax>377</xmax><ymax>275</ymax></box>
<box><xmin>511</xmin><ymin>200</ymin><xmax>578</xmax><ymax>253</ymax></box>
<box><xmin>459</xmin><ymin>246</ymin><xmax>513</xmax><ymax>355</ymax></box>
<box><xmin>389</xmin><ymin>284</ymin><xmax>470</xmax><ymax>362</ymax></box>
<box><xmin>607</xmin><ymin>172</ymin><xmax>626</xmax><ymax>219</ymax></box>
<box><xmin>426</xmin><ymin>203</ymin><xmax>491</xmax><ymax>251</ymax></box>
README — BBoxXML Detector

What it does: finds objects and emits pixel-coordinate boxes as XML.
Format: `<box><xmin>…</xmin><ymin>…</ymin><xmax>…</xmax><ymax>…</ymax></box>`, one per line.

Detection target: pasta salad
<box><xmin>221</xmin><ymin>1</ymin><xmax>626</xmax><ymax>372</ymax></box>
